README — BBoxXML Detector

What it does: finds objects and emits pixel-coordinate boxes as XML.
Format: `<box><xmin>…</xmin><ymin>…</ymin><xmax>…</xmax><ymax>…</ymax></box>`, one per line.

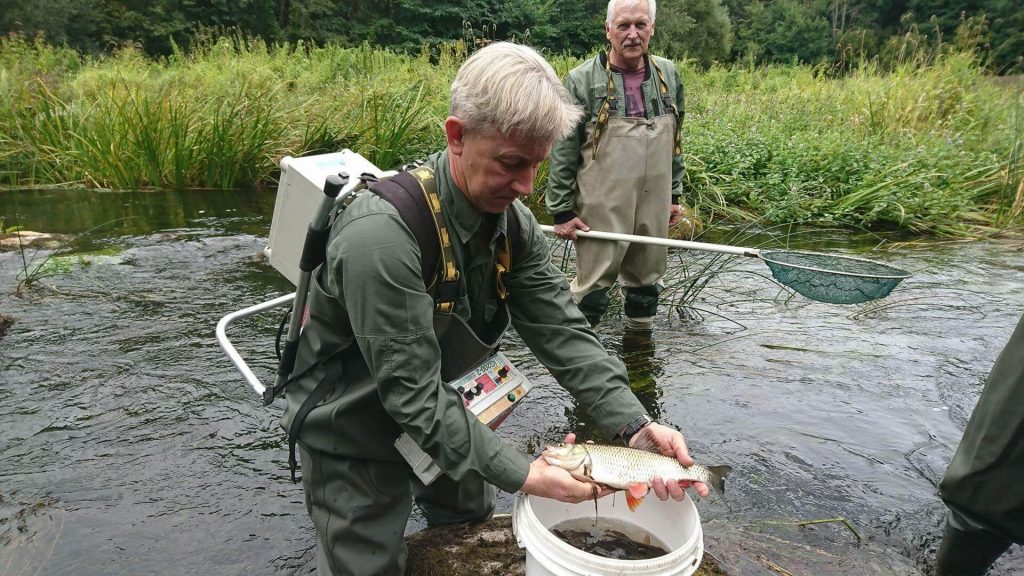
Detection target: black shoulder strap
<box><xmin>369</xmin><ymin>171</ymin><xmax>437</xmax><ymax>286</ymax></box>
<box><xmin>371</xmin><ymin>168</ymin><xmax>459</xmax><ymax>312</ymax></box>
<box><xmin>371</xmin><ymin>168</ymin><xmax>524</xmax><ymax>307</ymax></box>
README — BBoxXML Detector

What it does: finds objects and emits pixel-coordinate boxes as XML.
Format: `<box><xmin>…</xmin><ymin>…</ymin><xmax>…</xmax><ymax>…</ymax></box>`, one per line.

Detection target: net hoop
<box><xmin>759</xmin><ymin>250</ymin><xmax>911</xmax><ymax>280</ymax></box>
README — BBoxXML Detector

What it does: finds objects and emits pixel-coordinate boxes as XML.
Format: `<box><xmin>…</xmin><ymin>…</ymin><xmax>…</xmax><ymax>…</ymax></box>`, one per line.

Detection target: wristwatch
<box><xmin>620</xmin><ymin>414</ymin><xmax>654</xmax><ymax>446</ymax></box>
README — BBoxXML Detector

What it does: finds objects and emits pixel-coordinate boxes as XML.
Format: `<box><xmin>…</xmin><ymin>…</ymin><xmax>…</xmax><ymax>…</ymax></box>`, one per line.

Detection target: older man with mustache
<box><xmin>547</xmin><ymin>0</ymin><xmax>688</xmax><ymax>331</ymax></box>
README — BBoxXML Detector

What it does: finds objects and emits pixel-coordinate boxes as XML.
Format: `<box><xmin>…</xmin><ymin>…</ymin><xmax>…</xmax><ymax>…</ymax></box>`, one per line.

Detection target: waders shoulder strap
<box><xmin>593</xmin><ymin>55</ymin><xmax>682</xmax><ymax>159</ymax></box>
<box><xmin>496</xmin><ymin>204</ymin><xmax>522</xmax><ymax>300</ymax></box>
<box><xmin>649</xmin><ymin>58</ymin><xmax>682</xmax><ymax>156</ymax></box>
<box><xmin>371</xmin><ymin>167</ymin><xmax>523</xmax><ymax>309</ymax></box>
<box><xmin>592</xmin><ymin>52</ymin><xmax>619</xmax><ymax>161</ymax></box>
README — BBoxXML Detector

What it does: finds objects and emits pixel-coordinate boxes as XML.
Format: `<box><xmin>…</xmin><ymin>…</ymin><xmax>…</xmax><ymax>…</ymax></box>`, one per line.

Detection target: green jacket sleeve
<box><xmin>331</xmin><ymin>198</ymin><xmax>530</xmax><ymax>493</ymax></box>
<box><xmin>546</xmin><ymin>72</ymin><xmax>586</xmax><ymax>219</ymax></box>
<box><xmin>507</xmin><ymin>204</ymin><xmax>647</xmax><ymax>437</ymax></box>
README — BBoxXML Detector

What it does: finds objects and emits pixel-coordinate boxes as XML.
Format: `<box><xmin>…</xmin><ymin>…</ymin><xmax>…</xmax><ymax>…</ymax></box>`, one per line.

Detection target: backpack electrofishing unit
<box><xmin>216</xmin><ymin>150</ymin><xmax>534</xmax><ymax>485</ymax></box>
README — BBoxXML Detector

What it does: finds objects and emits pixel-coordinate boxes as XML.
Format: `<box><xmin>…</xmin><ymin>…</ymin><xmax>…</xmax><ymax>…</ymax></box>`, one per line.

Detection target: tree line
<box><xmin>1</xmin><ymin>0</ymin><xmax>1021</xmax><ymax>71</ymax></box>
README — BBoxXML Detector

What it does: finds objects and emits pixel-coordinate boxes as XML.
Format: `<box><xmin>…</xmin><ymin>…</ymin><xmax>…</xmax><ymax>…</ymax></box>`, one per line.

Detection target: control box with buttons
<box><xmin>394</xmin><ymin>351</ymin><xmax>533</xmax><ymax>485</ymax></box>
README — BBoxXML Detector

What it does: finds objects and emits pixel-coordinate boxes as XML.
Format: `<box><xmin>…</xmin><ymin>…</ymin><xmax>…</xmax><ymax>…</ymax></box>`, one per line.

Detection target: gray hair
<box><xmin>606</xmin><ymin>0</ymin><xmax>657</xmax><ymax>23</ymax></box>
<box><xmin>449</xmin><ymin>42</ymin><xmax>582</xmax><ymax>144</ymax></box>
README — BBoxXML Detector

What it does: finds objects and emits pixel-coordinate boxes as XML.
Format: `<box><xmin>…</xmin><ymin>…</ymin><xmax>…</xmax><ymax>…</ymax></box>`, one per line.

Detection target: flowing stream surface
<box><xmin>2</xmin><ymin>188</ymin><xmax>1022</xmax><ymax>575</ymax></box>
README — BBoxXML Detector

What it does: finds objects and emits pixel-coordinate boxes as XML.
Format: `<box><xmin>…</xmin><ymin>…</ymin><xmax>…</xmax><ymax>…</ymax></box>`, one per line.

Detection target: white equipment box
<box><xmin>396</xmin><ymin>351</ymin><xmax>534</xmax><ymax>485</ymax></box>
<box><xmin>267</xmin><ymin>150</ymin><xmax>394</xmax><ymax>285</ymax></box>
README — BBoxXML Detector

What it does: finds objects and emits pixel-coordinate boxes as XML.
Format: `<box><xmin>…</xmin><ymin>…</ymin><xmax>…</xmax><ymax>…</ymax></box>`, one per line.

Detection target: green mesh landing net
<box><xmin>759</xmin><ymin>250</ymin><xmax>911</xmax><ymax>305</ymax></box>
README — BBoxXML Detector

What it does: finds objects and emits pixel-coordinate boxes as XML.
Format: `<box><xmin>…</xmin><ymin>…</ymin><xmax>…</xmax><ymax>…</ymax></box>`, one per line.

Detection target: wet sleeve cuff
<box><xmin>553</xmin><ymin>211</ymin><xmax>577</xmax><ymax>225</ymax></box>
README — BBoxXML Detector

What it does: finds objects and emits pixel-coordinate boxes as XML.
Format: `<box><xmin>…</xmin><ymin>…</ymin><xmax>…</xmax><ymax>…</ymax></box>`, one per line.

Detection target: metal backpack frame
<box><xmin>216</xmin><ymin>164</ymin><xmax>521</xmax><ymax>407</ymax></box>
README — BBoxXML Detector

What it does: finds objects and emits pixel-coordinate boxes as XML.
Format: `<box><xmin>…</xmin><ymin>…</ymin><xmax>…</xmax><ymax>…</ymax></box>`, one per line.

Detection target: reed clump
<box><xmin>1</xmin><ymin>30</ymin><xmax>1020</xmax><ymax>235</ymax></box>
<box><xmin>682</xmin><ymin>32</ymin><xmax>1022</xmax><ymax>235</ymax></box>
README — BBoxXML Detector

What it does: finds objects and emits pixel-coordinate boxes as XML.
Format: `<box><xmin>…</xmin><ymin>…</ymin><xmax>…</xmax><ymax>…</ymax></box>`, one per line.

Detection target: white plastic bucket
<box><xmin>512</xmin><ymin>492</ymin><xmax>703</xmax><ymax>576</ymax></box>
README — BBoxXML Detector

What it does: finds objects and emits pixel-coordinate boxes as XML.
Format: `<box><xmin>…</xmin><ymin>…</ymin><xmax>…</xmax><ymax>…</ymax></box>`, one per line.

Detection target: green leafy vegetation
<box><xmin>0</xmin><ymin>27</ymin><xmax>1020</xmax><ymax>235</ymax></box>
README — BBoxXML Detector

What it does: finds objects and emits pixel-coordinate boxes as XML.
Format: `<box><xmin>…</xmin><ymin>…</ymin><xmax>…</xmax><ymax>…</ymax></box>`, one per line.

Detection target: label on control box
<box><xmin>395</xmin><ymin>351</ymin><xmax>533</xmax><ymax>485</ymax></box>
<box><xmin>448</xmin><ymin>352</ymin><xmax>530</xmax><ymax>426</ymax></box>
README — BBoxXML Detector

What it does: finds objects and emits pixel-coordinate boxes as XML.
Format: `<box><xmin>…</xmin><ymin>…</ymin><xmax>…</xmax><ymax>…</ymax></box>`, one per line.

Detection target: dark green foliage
<box><xmin>739</xmin><ymin>0</ymin><xmax>832</xmax><ymax>64</ymax></box>
<box><xmin>525</xmin><ymin>0</ymin><xmax>606</xmax><ymax>56</ymax></box>
<box><xmin>1</xmin><ymin>0</ymin><xmax>1020</xmax><ymax>72</ymax></box>
<box><xmin>653</xmin><ymin>0</ymin><xmax>733</xmax><ymax>67</ymax></box>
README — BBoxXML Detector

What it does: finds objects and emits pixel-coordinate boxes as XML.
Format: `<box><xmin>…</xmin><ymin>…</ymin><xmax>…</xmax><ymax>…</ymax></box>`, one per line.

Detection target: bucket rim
<box><xmin>513</xmin><ymin>492</ymin><xmax>703</xmax><ymax>575</ymax></box>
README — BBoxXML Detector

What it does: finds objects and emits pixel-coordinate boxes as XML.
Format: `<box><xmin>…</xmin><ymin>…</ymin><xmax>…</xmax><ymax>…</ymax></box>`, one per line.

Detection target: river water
<box><xmin>1</xmin><ymin>188</ymin><xmax>1022</xmax><ymax>576</ymax></box>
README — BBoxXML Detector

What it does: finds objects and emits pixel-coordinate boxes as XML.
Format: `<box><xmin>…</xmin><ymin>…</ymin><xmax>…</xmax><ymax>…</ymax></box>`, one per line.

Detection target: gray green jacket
<box><xmin>282</xmin><ymin>151</ymin><xmax>646</xmax><ymax>493</ymax></box>
<box><xmin>546</xmin><ymin>52</ymin><xmax>686</xmax><ymax>221</ymax></box>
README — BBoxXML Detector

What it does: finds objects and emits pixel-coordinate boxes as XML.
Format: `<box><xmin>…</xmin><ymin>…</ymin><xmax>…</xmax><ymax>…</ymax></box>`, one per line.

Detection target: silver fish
<box><xmin>541</xmin><ymin>443</ymin><xmax>731</xmax><ymax>511</ymax></box>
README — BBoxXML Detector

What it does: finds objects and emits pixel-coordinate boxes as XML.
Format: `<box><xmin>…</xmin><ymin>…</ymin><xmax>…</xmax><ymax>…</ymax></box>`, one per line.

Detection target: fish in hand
<box><xmin>541</xmin><ymin>442</ymin><xmax>731</xmax><ymax>511</ymax></box>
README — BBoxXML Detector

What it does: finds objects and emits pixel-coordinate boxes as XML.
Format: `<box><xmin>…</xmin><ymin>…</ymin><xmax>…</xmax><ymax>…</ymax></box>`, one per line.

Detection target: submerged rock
<box><xmin>405</xmin><ymin>513</ymin><xmax>727</xmax><ymax>576</ymax></box>
<box><xmin>406</xmin><ymin>514</ymin><xmax>525</xmax><ymax>576</ymax></box>
<box><xmin>0</xmin><ymin>231</ymin><xmax>73</xmax><ymax>251</ymax></box>
<box><xmin>0</xmin><ymin>314</ymin><xmax>12</xmax><ymax>339</ymax></box>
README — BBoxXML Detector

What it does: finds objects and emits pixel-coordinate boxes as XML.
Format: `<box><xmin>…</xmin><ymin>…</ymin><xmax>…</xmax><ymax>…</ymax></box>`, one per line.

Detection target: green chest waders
<box><xmin>570</xmin><ymin>57</ymin><xmax>678</xmax><ymax>320</ymax></box>
<box><xmin>936</xmin><ymin>313</ymin><xmax>1024</xmax><ymax>575</ymax></box>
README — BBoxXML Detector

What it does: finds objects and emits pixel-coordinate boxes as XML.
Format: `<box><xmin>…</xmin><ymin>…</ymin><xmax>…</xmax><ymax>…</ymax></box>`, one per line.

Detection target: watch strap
<box><xmin>621</xmin><ymin>414</ymin><xmax>653</xmax><ymax>446</ymax></box>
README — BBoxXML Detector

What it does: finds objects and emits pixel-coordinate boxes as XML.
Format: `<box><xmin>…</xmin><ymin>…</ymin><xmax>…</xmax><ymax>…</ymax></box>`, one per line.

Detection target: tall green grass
<box><xmin>682</xmin><ymin>39</ymin><xmax>1022</xmax><ymax>234</ymax></box>
<box><xmin>1</xmin><ymin>30</ymin><xmax>1020</xmax><ymax>235</ymax></box>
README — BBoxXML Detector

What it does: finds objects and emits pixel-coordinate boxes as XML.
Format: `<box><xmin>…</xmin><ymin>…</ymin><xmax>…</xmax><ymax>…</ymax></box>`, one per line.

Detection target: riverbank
<box><xmin>2</xmin><ymin>33</ymin><xmax>1021</xmax><ymax>236</ymax></box>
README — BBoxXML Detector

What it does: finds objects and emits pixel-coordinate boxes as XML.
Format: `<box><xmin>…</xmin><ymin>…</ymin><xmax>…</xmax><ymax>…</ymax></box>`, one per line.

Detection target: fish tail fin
<box><xmin>706</xmin><ymin>465</ymin><xmax>732</xmax><ymax>496</ymax></box>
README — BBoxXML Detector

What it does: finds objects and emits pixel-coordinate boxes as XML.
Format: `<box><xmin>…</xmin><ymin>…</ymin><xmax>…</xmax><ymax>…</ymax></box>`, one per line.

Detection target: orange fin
<box><xmin>625</xmin><ymin>483</ymin><xmax>648</xmax><ymax>512</ymax></box>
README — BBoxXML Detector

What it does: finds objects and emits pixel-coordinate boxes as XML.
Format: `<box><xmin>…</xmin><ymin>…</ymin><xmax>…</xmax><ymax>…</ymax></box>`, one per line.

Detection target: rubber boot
<box><xmin>577</xmin><ymin>288</ymin><xmax>611</xmax><ymax>329</ymax></box>
<box><xmin>622</xmin><ymin>286</ymin><xmax>660</xmax><ymax>320</ymax></box>
<box><xmin>622</xmin><ymin>285</ymin><xmax>660</xmax><ymax>333</ymax></box>
<box><xmin>935</xmin><ymin>518</ymin><xmax>1012</xmax><ymax>576</ymax></box>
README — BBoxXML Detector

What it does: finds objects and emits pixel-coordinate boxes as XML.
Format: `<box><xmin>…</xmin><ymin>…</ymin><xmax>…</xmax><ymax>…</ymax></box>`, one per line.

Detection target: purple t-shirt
<box><xmin>612</xmin><ymin>65</ymin><xmax>646</xmax><ymax>118</ymax></box>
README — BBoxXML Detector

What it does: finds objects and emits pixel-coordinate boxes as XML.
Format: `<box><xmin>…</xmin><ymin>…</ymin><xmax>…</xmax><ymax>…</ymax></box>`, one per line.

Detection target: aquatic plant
<box><xmin>9</xmin><ymin>219</ymin><xmax>122</xmax><ymax>292</ymax></box>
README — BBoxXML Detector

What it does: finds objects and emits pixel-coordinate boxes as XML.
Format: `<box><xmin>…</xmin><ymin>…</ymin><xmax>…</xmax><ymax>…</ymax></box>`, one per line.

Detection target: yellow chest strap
<box><xmin>403</xmin><ymin>166</ymin><xmax>514</xmax><ymax>310</ymax></box>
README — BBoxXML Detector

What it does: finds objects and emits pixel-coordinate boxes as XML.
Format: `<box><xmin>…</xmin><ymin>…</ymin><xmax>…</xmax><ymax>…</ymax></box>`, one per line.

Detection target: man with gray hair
<box><xmin>281</xmin><ymin>42</ymin><xmax>708</xmax><ymax>575</ymax></box>
<box><xmin>548</xmin><ymin>0</ymin><xmax>688</xmax><ymax>331</ymax></box>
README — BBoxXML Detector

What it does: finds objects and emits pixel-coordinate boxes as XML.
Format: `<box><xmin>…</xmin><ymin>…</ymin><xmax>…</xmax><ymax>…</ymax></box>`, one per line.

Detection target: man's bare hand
<box><xmin>553</xmin><ymin>217</ymin><xmax>589</xmax><ymax>240</ymax></box>
<box><xmin>669</xmin><ymin>204</ymin><xmax>684</xmax><ymax>226</ymax></box>
<box><xmin>522</xmin><ymin>432</ymin><xmax>613</xmax><ymax>502</ymax></box>
<box><xmin>629</xmin><ymin>423</ymin><xmax>710</xmax><ymax>499</ymax></box>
